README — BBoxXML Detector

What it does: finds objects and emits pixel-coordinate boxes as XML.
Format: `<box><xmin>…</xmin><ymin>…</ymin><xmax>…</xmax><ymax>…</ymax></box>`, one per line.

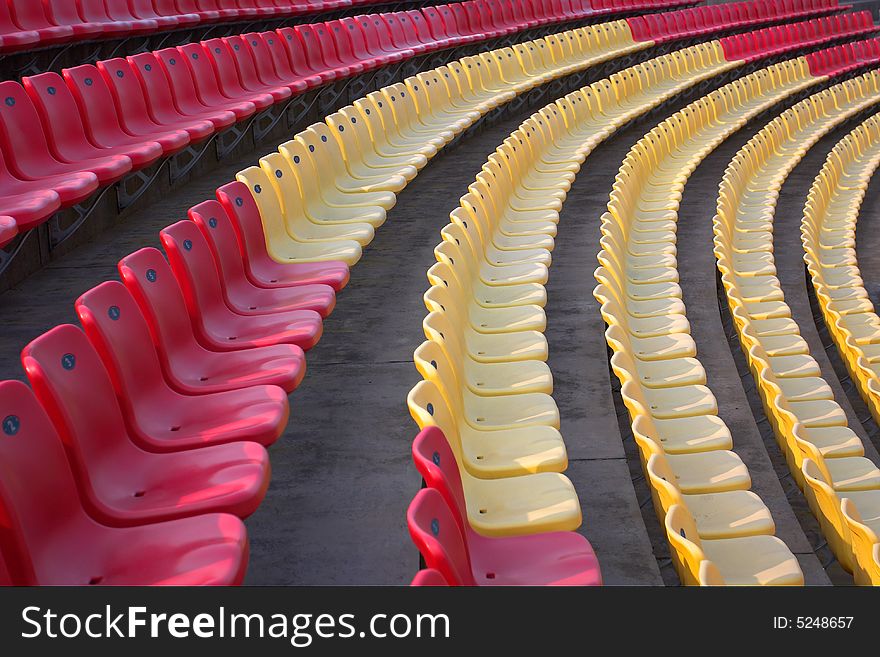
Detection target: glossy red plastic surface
<box><xmin>22</xmin><ymin>325</ymin><xmax>272</xmax><ymax>525</ymax></box>
<box><xmin>410</xmin><ymin>427</ymin><xmax>602</xmax><ymax>586</ymax></box>
<box><xmin>216</xmin><ymin>180</ymin><xmax>350</xmax><ymax>291</ymax></box>
<box><xmin>118</xmin><ymin>248</ymin><xmax>306</xmax><ymax>394</ymax></box>
<box><xmin>0</xmin><ymin>380</ymin><xmax>250</xmax><ymax>585</ymax></box>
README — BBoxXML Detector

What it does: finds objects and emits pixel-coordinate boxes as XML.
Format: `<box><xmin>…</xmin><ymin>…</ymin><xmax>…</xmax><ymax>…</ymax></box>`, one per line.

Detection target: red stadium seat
<box><xmin>0</xmin><ymin>380</ymin><xmax>250</xmax><ymax>586</ymax></box>
<box><xmin>215</xmin><ymin>181</ymin><xmax>351</xmax><ymax>290</ymax></box>
<box><xmin>117</xmin><ymin>249</ymin><xmax>305</xmax><ymax>394</ymax></box>
<box><xmin>23</xmin><ymin>72</ymin><xmax>163</xmax><ymax>170</ymax></box>
<box><xmin>171</xmin><ymin>215</ymin><xmax>337</xmax><ymax>316</ymax></box>
<box><xmin>154</xmin><ymin>0</ymin><xmax>202</xmax><ymax>23</ymax></box>
<box><xmin>22</xmin><ymin>324</ymin><xmax>271</xmax><ymax>524</ymax></box>
<box><xmin>43</xmin><ymin>0</ymin><xmax>106</xmax><ymax>39</ymax></box>
<box><xmin>200</xmin><ymin>39</ymin><xmax>279</xmax><ymax>108</ymax></box>
<box><xmin>222</xmin><ymin>35</ymin><xmax>295</xmax><ymax>102</ymax></box>
<box><xmin>77</xmin><ymin>0</ymin><xmax>141</xmax><ymax>35</ymax></box>
<box><xmin>0</xmin><ymin>215</ymin><xmax>17</xmax><ymax>246</ymax></box>
<box><xmin>127</xmin><ymin>52</ymin><xmax>237</xmax><ymax>132</ymax></box>
<box><xmin>326</xmin><ymin>20</ymin><xmax>380</xmax><ymax>72</ymax></box>
<box><xmin>0</xmin><ymin>156</ymin><xmax>61</xmax><ymax>232</ymax></box>
<box><xmin>103</xmin><ymin>0</ymin><xmax>161</xmax><ymax>32</ymax></box>
<box><xmin>156</xmin><ymin>47</ymin><xmax>258</xmax><ymax>122</ymax></box>
<box><xmin>156</xmin><ymin>226</ymin><xmax>325</xmax><ymax>350</ymax></box>
<box><xmin>7</xmin><ymin>0</ymin><xmax>73</xmax><ymax>45</ymax></box>
<box><xmin>411</xmin><ymin>569</ymin><xmax>450</xmax><ymax>586</ymax></box>
<box><xmin>241</xmin><ymin>32</ymin><xmax>309</xmax><ymax>94</ymax></box>
<box><xmin>96</xmin><ymin>59</ymin><xmax>199</xmax><ymax>149</ymax></box>
<box><xmin>299</xmin><ymin>23</ymin><xmax>362</xmax><ymax>77</ymax></box>
<box><xmin>76</xmin><ymin>280</ymin><xmax>290</xmax><ymax>449</ymax></box>
<box><xmin>176</xmin><ymin>0</ymin><xmax>221</xmax><ymax>22</ymax></box>
<box><xmin>0</xmin><ymin>82</ymin><xmax>125</xmax><ymax>193</ymax></box>
<box><xmin>0</xmin><ymin>2</ymin><xmax>39</xmax><ymax>52</ymax></box>
<box><xmin>410</xmin><ymin>427</ymin><xmax>602</xmax><ymax>586</ymax></box>
<box><xmin>63</xmin><ymin>64</ymin><xmax>184</xmax><ymax>158</ymax></box>
<box><xmin>125</xmin><ymin>0</ymin><xmax>182</xmax><ymax>28</ymax></box>
<box><xmin>261</xmin><ymin>29</ymin><xmax>324</xmax><ymax>90</ymax></box>
<box><xmin>188</xmin><ymin>200</ymin><xmax>337</xmax><ymax>314</ymax></box>
<box><xmin>277</xmin><ymin>26</ymin><xmax>338</xmax><ymax>85</ymax></box>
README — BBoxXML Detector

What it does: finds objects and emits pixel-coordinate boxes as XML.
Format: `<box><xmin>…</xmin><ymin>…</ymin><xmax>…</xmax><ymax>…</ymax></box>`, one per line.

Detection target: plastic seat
<box><xmin>117</xmin><ymin>248</ymin><xmax>305</xmax><ymax>394</ymax></box>
<box><xmin>0</xmin><ymin>151</ymin><xmax>63</xmax><ymax>231</ymax></box>
<box><xmin>177</xmin><ymin>43</ymin><xmax>273</xmax><ymax>112</ymax></box>
<box><xmin>0</xmin><ymin>2</ymin><xmax>39</xmax><ymax>52</ymax></box>
<box><xmin>262</xmin><ymin>29</ymin><xmax>324</xmax><ymax>90</ymax></box>
<box><xmin>8</xmin><ymin>0</ymin><xmax>74</xmax><ymax>45</ymax></box>
<box><xmin>43</xmin><ymin>0</ymin><xmax>107</xmax><ymax>39</ymax></box>
<box><xmin>76</xmin><ymin>281</ymin><xmax>290</xmax><ymax>450</ymax></box>
<box><xmin>221</xmin><ymin>35</ymin><xmax>294</xmax><ymax>102</ymax></box>
<box><xmin>98</xmin><ymin>56</ymin><xmax>211</xmax><ymax>142</ymax></box>
<box><xmin>0</xmin><ymin>83</ymin><xmax>106</xmax><ymax>205</ymax></box>
<box><xmin>128</xmin><ymin>53</ymin><xmax>237</xmax><ymax>132</ymax></box>
<box><xmin>214</xmin><ymin>180</ymin><xmax>351</xmax><ymax>288</ymax></box>
<box><xmin>409</xmin><ymin>488</ymin><xmax>601</xmax><ymax>586</ymax></box>
<box><xmin>241</xmin><ymin>32</ymin><xmax>309</xmax><ymax>95</ymax></box>
<box><xmin>156</xmin><ymin>226</ymin><xmax>324</xmax><ymax>351</ymax></box>
<box><xmin>171</xmin><ymin>215</ymin><xmax>337</xmax><ymax>316</ymax></box>
<box><xmin>23</xmin><ymin>71</ymin><xmax>162</xmax><ymax>172</ymax></box>
<box><xmin>411</xmin><ymin>423</ymin><xmax>585</xmax><ymax>551</ymax></box>
<box><xmin>277</xmin><ymin>27</ymin><xmax>337</xmax><ymax>86</ymax></box>
<box><xmin>156</xmin><ymin>47</ymin><xmax>257</xmax><ymax>122</ymax></box>
<box><xmin>62</xmin><ymin>65</ymin><xmax>180</xmax><ymax>160</ymax></box>
<box><xmin>0</xmin><ymin>380</ymin><xmax>250</xmax><ymax>585</ymax></box>
<box><xmin>22</xmin><ymin>325</ymin><xmax>271</xmax><ymax>525</ymax></box>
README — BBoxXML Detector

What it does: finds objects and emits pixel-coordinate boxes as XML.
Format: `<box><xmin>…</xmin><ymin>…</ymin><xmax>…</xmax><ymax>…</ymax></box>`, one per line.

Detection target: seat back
<box><xmin>277</xmin><ymin>26</ymin><xmax>322</xmax><ymax>77</ymax></box>
<box><xmin>216</xmin><ymin>180</ymin><xmax>274</xmax><ymax>273</ymax></box>
<box><xmin>409</xmin><ymin>422</ymin><xmax>469</xmax><ymax>531</ymax></box>
<box><xmin>98</xmin><ymin>58</ymin><xmax>156</xmax><ymax>132</ymax></box>
<box><xmin>159</xmin><ymin>219</ymin><xmax>227</xmax><ymax>320</ymax></box>
<box><xmin>75</xmin><ymin>281</ymin><xmax>168</xmax><ymax>408</ymax></box>
<box><xmin>0</xmin><ymin>380</ymin><xmax>92</xmax><ymax>585</ymax></box>
<box><xmin>118</xmin><ymin>246</ymin><xmax>204</xmax><ymax>361</ymax></box>
<box><xmin>189</xmin><ymin>199</ymin><xmax>251</xmax><ymax>290</ymax></box>
<box><xmin>407</xmin><ymin>488</ymin><xmax>473</xmax><ymax>586</ymax></box>
<box><xmin>63</xmin><ymin>64</ymin><xmax>128</xmax><ymax>146</ymax></box>
<box><xmin>224</xmin><ymin>35</ymin><xmax>264</xmax><ymax>88</ymax></box>
<box><xmin>21</xmin><ymin>325</ymin><xmax>131</xmax><ymax>504</ymax></box>
<box><xmin>0</xmin><ymin>81</ymin><xmax>57</xmax><ymax>177</ymax></box>
<box><xmin>203</xmin><ymin>38</ymin><xmax>249</xmax><ymax>95</ymax></box>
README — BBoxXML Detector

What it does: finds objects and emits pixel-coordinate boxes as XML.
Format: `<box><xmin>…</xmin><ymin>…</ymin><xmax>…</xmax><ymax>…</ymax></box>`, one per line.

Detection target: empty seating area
<box><xmin>714</xmin><ymin>71</ymin><xmax>880</xmax><ymax>585</ymax></box>
<box><xmin>801</xmin><ymin>113</ymin><xmax>880</xmax><ymax>584</ymax></box>
<box><xmin>3</xmin><ymin>0</ymin><xmax>880</xmax><ymax>589</ymax></box>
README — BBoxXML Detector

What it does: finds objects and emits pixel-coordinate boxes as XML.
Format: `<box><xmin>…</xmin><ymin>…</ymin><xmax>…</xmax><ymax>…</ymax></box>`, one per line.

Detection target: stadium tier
<box><xmin>0</xmin><ymin>0</ymin><xmax>880</xmax><ymax>589</ymax></box>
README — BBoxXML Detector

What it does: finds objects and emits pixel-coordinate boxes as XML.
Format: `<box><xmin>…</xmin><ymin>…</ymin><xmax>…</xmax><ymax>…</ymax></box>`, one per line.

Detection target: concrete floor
<box><xmin>3</xmin><ymin>79</ymin><xmax>880</xmax><ymax>586</ymax></box>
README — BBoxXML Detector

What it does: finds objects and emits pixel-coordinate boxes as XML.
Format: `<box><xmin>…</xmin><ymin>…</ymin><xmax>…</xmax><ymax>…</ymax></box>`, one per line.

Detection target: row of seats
<box><xmin>403</xmin><ymin>17</ymin><xmax>873</xmax><ymax>585</ymax></box>
<box><xmin>0</xmin><ymin>0</ymin><xmax>688</xmax><ymax>53</ymax></box>
<box><xmin>2</xmin><ymin>14</ymin><xmax>655</xmax><ymax>252</ymax></box>
<box><xmin>805</xmin><ymin>35</ymin><xmax>880</xmax><ymax>75</ymax></box>
<box><xmin>594</xmin><ymin>53</ymin><xmax>857</xmax><ymax>585</ymax></box>
<box><xmin>627</xmin><ymin>0</ymin><xmax>849</xmax><ymax>43</ymax></box>
<box><xmin>801</xmin><ymin>112</ymin><xmax>880</xmax><ymax>585</ymax></box>
<box><xmin>0</xmin><ymin>173</ymin><xmax>350</xmax><ymax>584</ymax></box>
<box><xmin>0</xmin><ymin>7</ymin><xmax>694</xmax><ymax>586</ymax></box>
<box><xmin>4</xmin><ymin>4</ymin><xmax>869</xmax><ymax>251</ymax></box>
<box><xmin>715</xmin><ymin>72</ymin><xmax>880</xmax><ymax>585</ymax></box>
<box><xmin>0</xmin><ymin>3</ymin><xmax>657</xmax><ymax>248</ymax></box>
<box><xmin>406</xmin><ymin>36</ymin><xmax>744</xmax><ymax>587</ymax></box>
<box><xmin>718</xmin><ymin>10</ymin><xmax>876</xmax><ymax>62</ymax></box>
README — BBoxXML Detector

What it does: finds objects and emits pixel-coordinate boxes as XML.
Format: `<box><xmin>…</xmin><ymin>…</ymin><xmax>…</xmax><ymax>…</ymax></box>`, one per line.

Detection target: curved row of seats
<box><xmin>1</xmin><ymin>2</ymin><xmax>863</xmax><ymax>250</ymax></box>
<box><xmin>593</xmin><ymin>49</ymin><xmax>880</xmax><ymax>585</ymax></box>
<box><xmin>627</xmin><ymin>0</ymin><xmax>849</xmax><ymax>44</ymax></box>
<box><xmin>0</xmin><ymin>7</ymin><xmax>715</xmax><ymax>586</ymax></box>
<box><xmin>0</xmin><ymin>0</ymin><xmax>690</xmax><ymax>54</ymax></box>
<box><xmin>403</xmin><ymin>19</ymin><xmax>880</xmax><ymax>586</ymax></box>
<box><xmin>715</xmin><ymin>73</ymin><xmax>880</xmax><ymax>585</ymax></box>
<box><xmin>802</xmin><ymin>114</ymin><xmax>880</xmax><ymax>585</ymax></box>
<box><xmin>0</xmin><ymin>0</ymin><xmax>672</xmax><ymax>248</ymax></box>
